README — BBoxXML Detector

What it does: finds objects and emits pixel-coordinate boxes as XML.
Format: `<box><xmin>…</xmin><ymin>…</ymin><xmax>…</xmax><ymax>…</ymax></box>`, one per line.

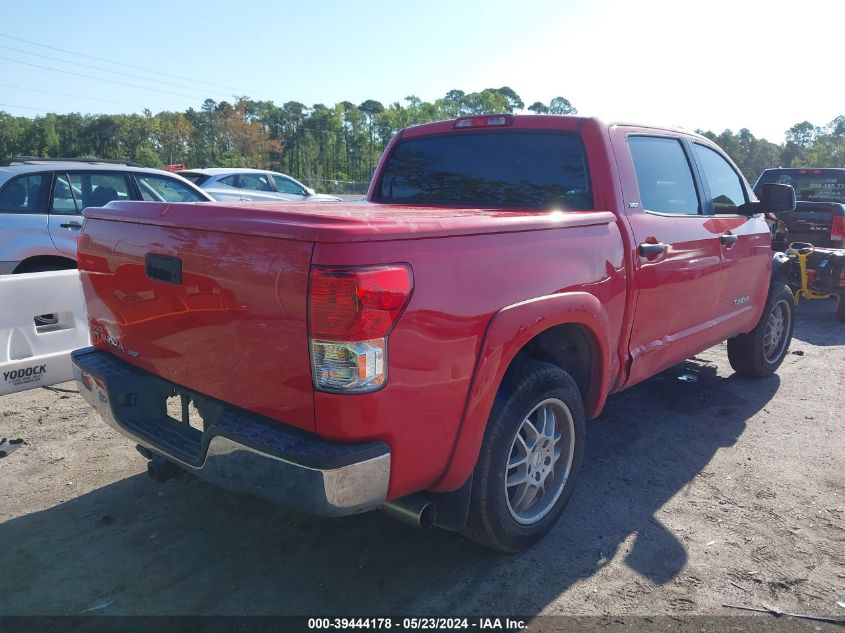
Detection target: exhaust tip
<box><xmin>418</xmin><ymin>502</ymin><xmax>437</xmax><ymax>530</ymax></box>
<box><xmin>383</xmin><ymin>496</ymin><xmax>437</xmax><ymax>530</ymax></box>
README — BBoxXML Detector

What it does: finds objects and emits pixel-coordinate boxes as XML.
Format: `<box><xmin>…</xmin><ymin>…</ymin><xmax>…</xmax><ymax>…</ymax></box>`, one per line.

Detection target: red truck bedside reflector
<box><xmin>309</xmin><ymin>265</ymin><xmax>413</xmax><ymax>393</ymax></box>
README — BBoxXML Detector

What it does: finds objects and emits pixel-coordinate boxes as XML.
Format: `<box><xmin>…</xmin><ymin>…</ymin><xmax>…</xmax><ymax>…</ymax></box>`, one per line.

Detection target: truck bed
<box><xmin>83</xmin><ymin>200</ymin><xmax>616</xmax><ymax>242</ymax></box>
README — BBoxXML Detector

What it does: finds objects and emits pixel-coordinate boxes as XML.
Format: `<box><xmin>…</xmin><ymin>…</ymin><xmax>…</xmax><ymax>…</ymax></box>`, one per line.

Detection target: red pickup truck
<box><xmin>71</xmin><ymin>114</ymin><xmax>797</xmax><ymax>552</ymax></box>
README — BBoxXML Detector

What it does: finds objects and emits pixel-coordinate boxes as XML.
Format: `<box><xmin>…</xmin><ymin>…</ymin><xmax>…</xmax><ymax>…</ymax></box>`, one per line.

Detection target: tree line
<box><xmin>0</xmin><ymin>88</ymin><xmax>574</xmax><ymax>192</ymax></box>
<box><xmin>697</xmin><ymin>116</ymin><xmax>845</xmax><ymax>183</ymax></box>
<box><xmin>0</xmin><ymin>86</ymin><xmax>842</xmax><ymax>192</ymax></box>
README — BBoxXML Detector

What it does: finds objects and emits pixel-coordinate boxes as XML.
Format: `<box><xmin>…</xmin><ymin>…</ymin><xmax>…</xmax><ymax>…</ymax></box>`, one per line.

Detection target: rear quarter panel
<box><xmin>313</xmin><ymin>221</ymin><xmax>627</xmax><ymax>498</ymax></box>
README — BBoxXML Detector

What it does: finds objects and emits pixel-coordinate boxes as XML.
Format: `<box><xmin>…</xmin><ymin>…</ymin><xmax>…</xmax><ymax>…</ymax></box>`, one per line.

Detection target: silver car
<box><xmin>177</xmin><ymin>168</ymin><xmax>342</xmax><ymax>202</ymax></box>
<box><xmin>0</xmin><ymin>158</ymin><xmax>213</xmax><ymax>275</ymax></box>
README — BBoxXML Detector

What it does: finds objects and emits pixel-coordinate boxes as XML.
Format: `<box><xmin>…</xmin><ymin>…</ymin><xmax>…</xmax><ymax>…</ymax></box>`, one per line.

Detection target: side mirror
<box><xmin>760</xmin><ymin>183</ymin><xmax>796</xmax><ymax>214</ymax></box>
<box><xmin>305</xmin><ymin>187</ymin><xmax>316</xmax><ymax>196</ymax></box>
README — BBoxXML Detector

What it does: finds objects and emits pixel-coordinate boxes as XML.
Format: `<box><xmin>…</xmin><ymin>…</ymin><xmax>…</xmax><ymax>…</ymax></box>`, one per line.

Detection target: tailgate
<box><xmin>779</xmin><ymin>201</ymin><xmax>845</xmax><ymax>248</ymax></box>
<box><xmin>77</xmin><ymin>215</ymin><xmax>315</xmax><ymax>431</ymax></box>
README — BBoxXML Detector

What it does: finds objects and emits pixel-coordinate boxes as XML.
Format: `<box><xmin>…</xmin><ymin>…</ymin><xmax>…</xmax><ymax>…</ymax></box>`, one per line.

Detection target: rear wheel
<box><xmin>727</xmin><ymin>283</ymin><xmax>795</xmax><ymax>377</ymax></box>
<box><xmin>462</xmin><ymin>359</ymin><xmax>585</xmax><ymax>552</ymax></box>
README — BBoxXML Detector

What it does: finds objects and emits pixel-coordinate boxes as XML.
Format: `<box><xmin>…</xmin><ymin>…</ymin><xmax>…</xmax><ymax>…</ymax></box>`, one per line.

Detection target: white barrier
<box><xmin>1</xmin><ymin>270</ymin><xmax>91</xmax><ymax>396</ymax></box>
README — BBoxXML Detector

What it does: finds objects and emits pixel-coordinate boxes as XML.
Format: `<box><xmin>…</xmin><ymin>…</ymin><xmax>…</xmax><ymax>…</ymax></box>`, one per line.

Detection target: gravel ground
<box><xmin>0</xmin><ymin>299</ymin><xmax>842</xmax><ymax>619</ymax></box>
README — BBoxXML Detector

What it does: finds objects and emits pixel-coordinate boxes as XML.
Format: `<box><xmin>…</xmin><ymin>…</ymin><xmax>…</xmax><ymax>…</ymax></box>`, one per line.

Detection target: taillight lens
<box><xmin>309</xmin><ymin>264</ymin><xmax>413</xmax><ymax>393</ymax></box>
<box><xmin>831</xmin><ymin>215</ymin><xmax>845</xmax><ymax>244</ymax></box>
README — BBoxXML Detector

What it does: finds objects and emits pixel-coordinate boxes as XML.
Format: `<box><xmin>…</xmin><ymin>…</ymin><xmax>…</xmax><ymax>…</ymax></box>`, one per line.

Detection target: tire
<box><xmin>727</xmin><ymin>283</ymin><xmax>795</xmax><ymax>377</ymax></box>
<box><xmin>836</xmin><ymin>296</ymin><xmax>845</xmax><ymax>323</ymax></box>
<box><xmin>462</xmin><ymin>359</ymin><xmax>585</xmax><ymax>553</ymax></box>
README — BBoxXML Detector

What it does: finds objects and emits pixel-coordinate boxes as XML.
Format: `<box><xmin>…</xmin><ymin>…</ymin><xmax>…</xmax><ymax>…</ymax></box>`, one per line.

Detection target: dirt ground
<box><xmin>0</xmin><ymin>299</ymin><xmax>843</xmax><ymax>618</ymax></box>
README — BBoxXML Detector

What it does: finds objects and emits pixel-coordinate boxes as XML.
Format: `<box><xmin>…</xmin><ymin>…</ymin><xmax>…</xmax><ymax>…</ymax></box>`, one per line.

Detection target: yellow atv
<box><xmin>786</xmin><ymin>242</ymin><xmax>845</xmax><ymax>322</ymax></box>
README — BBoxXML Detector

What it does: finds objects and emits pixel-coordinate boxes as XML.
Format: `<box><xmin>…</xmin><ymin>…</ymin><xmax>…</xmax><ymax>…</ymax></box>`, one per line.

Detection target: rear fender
<box><xmin>431</xmin><ymin>291</ymin><xmax>612</xmax><ymax>492</ymax></box>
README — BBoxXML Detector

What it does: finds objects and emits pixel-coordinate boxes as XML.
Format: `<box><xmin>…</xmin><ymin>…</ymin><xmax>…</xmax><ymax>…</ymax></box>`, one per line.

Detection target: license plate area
<box><xmin>165</xmin><ymin>390</ymin><xmax>205</xmax><ymax>434</ymax></box>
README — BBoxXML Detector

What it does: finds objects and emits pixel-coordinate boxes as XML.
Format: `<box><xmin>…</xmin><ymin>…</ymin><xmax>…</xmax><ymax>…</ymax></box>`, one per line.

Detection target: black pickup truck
<box><xmin>754</xmin><ymin>168</ymin><xmax>845</xmax><ymax>248</ymax></box>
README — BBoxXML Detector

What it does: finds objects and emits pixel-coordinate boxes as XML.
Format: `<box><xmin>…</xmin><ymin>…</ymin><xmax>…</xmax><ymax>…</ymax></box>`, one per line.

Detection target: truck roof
<box><xmin>398</xmin><ymin>114</ymin><xmax>708</xmax><ymax>142</ymax></box>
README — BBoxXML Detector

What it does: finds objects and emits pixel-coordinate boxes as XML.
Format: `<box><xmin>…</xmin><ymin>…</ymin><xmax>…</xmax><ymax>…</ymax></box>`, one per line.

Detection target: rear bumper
<box><xmin>71</xmin><ymin>347</ymin><xmax>390</xmax><ymax>516</ymax></box>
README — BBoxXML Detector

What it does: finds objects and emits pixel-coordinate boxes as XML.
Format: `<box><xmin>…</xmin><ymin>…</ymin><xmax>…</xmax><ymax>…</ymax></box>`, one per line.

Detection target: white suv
<box><xmin>176</xmin><ymin>168</ymin><xmax>342</xmax><ymax>202</ymax></box>
<box><xmin>0</xmin><ymin>158</ymin><xmax>213</xmax><ymax>275</ymax></box>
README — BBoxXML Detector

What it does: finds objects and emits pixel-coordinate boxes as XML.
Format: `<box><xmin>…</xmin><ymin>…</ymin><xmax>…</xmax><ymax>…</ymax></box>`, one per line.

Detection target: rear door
<box><xmin>48</xmin><ymin>171</ymin><xmax>132</xmax><ymax>256</ymax></box>
<box><xmin>611</xmin><ymin>128</ymin><xmax>725</xmax><ymax>386</ymax></box>
<box><xmin>690</xmin><ymin>142</ymin><xmax>771</xmax><ymax>338</ymax></box>
<box><xmin>0</xmin><ymin>172</ymin><xmax>51</xmax><ymax>271</ymax></box>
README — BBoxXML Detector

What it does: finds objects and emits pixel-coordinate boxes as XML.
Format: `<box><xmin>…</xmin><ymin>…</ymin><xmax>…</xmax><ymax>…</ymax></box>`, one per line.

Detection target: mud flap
<box><xmin>422</xmin><ymin>474</ymin><xmax>474</xmax><ymax>531</ymax></box>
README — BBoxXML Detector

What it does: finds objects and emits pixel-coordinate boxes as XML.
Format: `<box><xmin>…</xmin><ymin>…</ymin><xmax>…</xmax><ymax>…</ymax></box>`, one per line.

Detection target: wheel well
<box><xmin>511</xmin><ymin>324</ymin><xmax>593</xmax><ymax>401</ymax></box>
<box><xmin>13</xmin><ymin>256</ymin><xmax>77</xmax><ymax>274</ymax></box>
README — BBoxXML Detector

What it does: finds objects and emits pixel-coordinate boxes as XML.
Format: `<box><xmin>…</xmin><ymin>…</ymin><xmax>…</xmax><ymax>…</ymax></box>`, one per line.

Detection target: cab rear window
<box><xmin>374</xmin><ymin>131</ymin><xmax>592</xmax><ymax>209</ymax></box>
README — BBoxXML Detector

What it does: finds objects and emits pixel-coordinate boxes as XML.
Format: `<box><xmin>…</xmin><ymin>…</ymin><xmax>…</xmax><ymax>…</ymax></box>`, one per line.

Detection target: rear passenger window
<box><xmin>65</xmin><ymin>172</ymin><xmax>131</xmax><ymax>210</ymax></box>
<box><xmin>135</xmin><ymin>174</ymin><xmax>207</xmax><ymax>202</ymax></box>
<box><xmin>693</xmin><ymin>144</ymin><xmax>747</xmax><ymax>214</ymax></box>
<box><xmin>273</xmin><ymin>174</ymin><xmax>306</xmax><ymax>195</ymax></box>
<box><xmin>51</xmin><ymin>173</ymin><xmax>80</xmax><ymax>214</ymax></box>
<box><xmin>0</xmin><ymin>174</ymin><xmax>48</xmax><ymax>214</ymax></box>
<box><xmin>628</xmin><ymin>136</ymin><xmax>700</xmax><ymax>215</ymax></box>
<box><xmin>239</xmin><ymin>173</ymin><xmax>273</xmax><ymax>191</ymax></box>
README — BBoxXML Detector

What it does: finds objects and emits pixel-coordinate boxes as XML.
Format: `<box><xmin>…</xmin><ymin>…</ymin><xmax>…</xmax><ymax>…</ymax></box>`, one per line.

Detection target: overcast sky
<box><xmin>1</xmin><ymin>0</ymin><xmax>841</xmax><ymax>143</ymax></box>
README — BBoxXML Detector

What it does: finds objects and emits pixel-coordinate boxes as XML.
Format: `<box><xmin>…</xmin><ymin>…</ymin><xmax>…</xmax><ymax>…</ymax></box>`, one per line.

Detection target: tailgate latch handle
<box><xmin>638</xmin><ymin>242</ymin><xmax>666</xmax><ymax>257</ymax></box>
<box><xmin>145</xmin><ymin>254</ymin><xmax>183</xmax><ymax>285</ymax></box>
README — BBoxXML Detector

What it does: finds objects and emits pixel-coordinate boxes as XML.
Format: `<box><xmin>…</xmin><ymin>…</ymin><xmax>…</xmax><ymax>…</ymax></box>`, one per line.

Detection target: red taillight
<box><xmin>831</xmin><ymin>215</ymin><xmax>845</xmax><ymax>244</ymax></box>
<box><xmin>310</xmin><ymin>264</ymin><xmax>413</xmax><ymax>340</ymax></box>
<box><xmin>308</xmin><ymin>264</ymin><xmax>413</xmax><ymax>393</ymax></box>
<box><xmin>453</xmin><ymin>114</ymin><xmax>513</xmax><ymax>129</ymax></box>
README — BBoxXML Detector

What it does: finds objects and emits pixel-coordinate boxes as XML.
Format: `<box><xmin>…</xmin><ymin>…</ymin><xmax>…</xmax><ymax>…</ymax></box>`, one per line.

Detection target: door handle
<box><xmin>60</xmin><ymin>221</ymin><xmax>82</xmax><ymax>230</ymax></box>
<box><xmin>638</xmin><ymin>242</ymin><xmax>666</xmax><ymax>257</ymax></box>
<box><xmin>720</xmin><ymin>233</ymin><xmax>738</xmax><ymax>246</ymax></box>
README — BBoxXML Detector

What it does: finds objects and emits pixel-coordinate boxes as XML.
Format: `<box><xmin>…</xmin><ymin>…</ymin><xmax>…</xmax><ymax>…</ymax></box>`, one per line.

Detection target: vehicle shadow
<box><xmin>791</xmin><ymin>297</ymin><xmax>845</xmax><ymax>347</ymax></box>
<box><xmin>0</xmin><ymin>360</ymin><xmax>778</xmax><ymax>616</ymax></box>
